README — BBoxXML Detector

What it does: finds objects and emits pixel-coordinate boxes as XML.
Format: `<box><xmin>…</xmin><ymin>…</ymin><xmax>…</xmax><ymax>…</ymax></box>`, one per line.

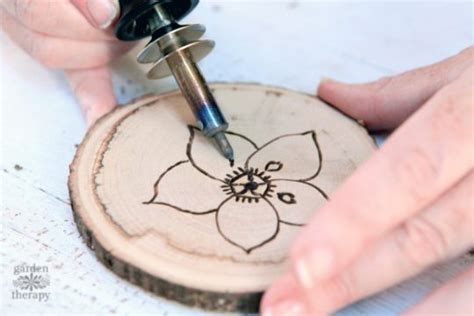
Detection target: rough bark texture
<box><xmin>69</xmin><ymin>201</ymin><xmax>262</xmax><ymax>312</ymax></box>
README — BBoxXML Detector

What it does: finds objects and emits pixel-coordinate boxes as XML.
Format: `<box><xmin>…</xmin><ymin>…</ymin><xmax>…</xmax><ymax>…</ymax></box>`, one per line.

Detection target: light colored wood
<box><xmin>4</xmin><ymin>3</ymin><xmax>474</xmax><ymax>314</ymax></box>
<box><xmin>68</xmin><ymin>83</ymin><xmax>375</xmax><ymax>311</ymax></box>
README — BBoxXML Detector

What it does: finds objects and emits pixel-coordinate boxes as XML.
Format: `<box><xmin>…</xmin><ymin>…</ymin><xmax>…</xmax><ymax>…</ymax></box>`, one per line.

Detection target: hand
<box><xmin>261</xmin><ymin>46</ymin><xmax>473</xmax><ymax>315</ymax></box>
<box><xmin>0</xmin><ymin>0</ymin><xmax>134</xmax><ymax>125</ymax></box>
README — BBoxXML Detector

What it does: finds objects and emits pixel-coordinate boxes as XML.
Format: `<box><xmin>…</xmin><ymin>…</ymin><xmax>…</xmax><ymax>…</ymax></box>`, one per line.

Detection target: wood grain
<box><xmin>68</xmin><ymin>83</ymin><xmax>376</xmax><ymax>312</ymax></box>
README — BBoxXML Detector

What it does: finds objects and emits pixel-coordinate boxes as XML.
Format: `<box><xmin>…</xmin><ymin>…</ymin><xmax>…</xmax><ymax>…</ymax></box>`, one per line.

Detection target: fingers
<box><xmin>404</xmin><ymin>267</ymin><xmax>474</xmax><ymax>316</ymax></box>
<box><xmin>1</xmin><ymin>1</ymin><xmax>125</xmax><ymax>127</ymax></box>
<box><xmin>262</xmin><ymin>171</ymin><xmax>473</xmax><ymax>315</ymax></box>
<box><xmin>65</xmin><ymin>66</ymin><xmax>116</xmax><ymax>126</ymax></box>
<box><xmin>70</xmin><ymin>0</ymin><xmax>119</xmax><ymax>30</ymax></box>
<box><xmin>0</xmin><ymin>8</ymin><xmax>132</xmax><ymax>69</ymax></box>
<box><xmin>290</xmin><ymin>67</ymin><xmax>473</xmax><ymax>289</ymax></box>
<box><xmin>318</xmin><ymin>46</ymin><xmax>473</xmax><ymax>130</ymax></box>
<box><xmin>0</xmin><ymin>0</ymin><xmax>117</xmax><ymax>40</ymax></box>
<box><xmin>261</xmin><ymin>274</ymin><xmax>309</xmax><ymax>316</ymax></box>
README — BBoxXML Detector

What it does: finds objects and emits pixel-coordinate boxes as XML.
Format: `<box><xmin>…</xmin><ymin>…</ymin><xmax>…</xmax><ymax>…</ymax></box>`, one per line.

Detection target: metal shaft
<box><xmin>158</xmin><ymin>32</ymin><xmax>234</xmax><ymax>160</ymax></box>
<box><xmin>154</xmin><ymin>6</ymin><xmax>226</xmax><ymax>136</ymax></box>
<box><xmin>170</xmin><ymin>52</ymin><xmax>225</xmax><ymax>129</ymax></box>
<box><xmin>133</xmin><ymin>3</ymin><xmax>234</xmax><ymax>161</ymax></box>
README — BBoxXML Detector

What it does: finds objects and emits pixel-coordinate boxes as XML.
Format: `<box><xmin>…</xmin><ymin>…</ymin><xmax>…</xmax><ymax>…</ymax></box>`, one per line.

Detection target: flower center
<box><xmin>222</xmin><ymin>167</ymin><xmax>276</xmax><ymax>203</ymax></box>
<box><xmin>244</xmin><ymin>181</ymin><xmax>259</xmax><ymax>191</ymax></box>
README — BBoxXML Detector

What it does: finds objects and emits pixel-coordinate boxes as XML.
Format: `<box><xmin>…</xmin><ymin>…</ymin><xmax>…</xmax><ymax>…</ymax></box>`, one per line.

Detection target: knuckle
<box><xmin>319</xmin><ymin>275</ymin><xmax>355</xmax><ymax>310</ymax></box>
<box><xmin>371</xmin><ymin>76</ymin><xmax>394</xmax><ymax>93</ymax></box>
<box><xmin>367</xmin><ymin>76</ymin><xmax>393</xmax><ymax>121</ymax></box>
<box><xmin>27</xmin><ymin>37</ymin><xmax>56</xmax><ymax>68</ymax></box>
<box><xmin>430</xmin><ymin>175</ymin><xmax>473</xmax><ymax>245</ymax></box>
<box><xmin>432</xmin><ymin>92</ymin><xmax>469</xmax><ymax>137</ymax></box>
<box><xmin>71</xmin><ymin>78</ymin><xmax>89</xmax><ymax>101</ymax></box>
<box><xmin>13</xmin><ymin>0</ymin><xmax>35</xmax><ymax>25</ymax></box>
<box><xmin>370</xmin><ymin>76</ymin><xmax>394</xmax><ymax>101</ymax></box>
<box><xmin>395</xmin><ymin>146</ymin><xmax>440</xmax><ymax>200</ymax></box>
<box><xmin>397</xmin><ymin>215</ymin><xmax>448</xmax><ymax>267</ymax></box>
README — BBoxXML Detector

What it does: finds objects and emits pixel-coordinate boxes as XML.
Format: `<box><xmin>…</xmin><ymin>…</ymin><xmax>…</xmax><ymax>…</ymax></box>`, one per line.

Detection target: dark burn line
<box><xmin>271</xmin><ymin>179</ymin><xmax>329</xmax><ymax>200</ymax></box>
<box><xmin>214</xmin><ymin>196</ymin><xmax>281</xmax><ymax>254</ymax></box>
<box><xmin>144</xmin><ymin>160</ymin><xmax>190</xmax><ymax>204</ymax></box>
<box><xmin>141</xmin><ymin>124</ymin><xmax>329</xmax><ymax>254</ymax></box>
<box><xmin>243</xmin><ymin>130</ymin><xmax>323</xmax><ymax>183</ymax></box>
<box><xmin>279</xmin><ymin>220</ymin><xmax>304</xmax><ymax>227</ymax></box>
<box><xmin>301</xmin><ymin>130</ymin><xmax>324</xmax><ymax>182</ymax></box>
<box><xmin>224</xmin><ymin>130</ymin><xmax>259</xmax><ymax>150</ymax></box>
<box><xmin>186</xmin><ymin>126</ymin><xmax>225</xmax><ymax>183</ymax></box>
<box><xmin>145</xmin><ymin>201</ymin><xmax>217</xmax><ymax>215</ymax></box>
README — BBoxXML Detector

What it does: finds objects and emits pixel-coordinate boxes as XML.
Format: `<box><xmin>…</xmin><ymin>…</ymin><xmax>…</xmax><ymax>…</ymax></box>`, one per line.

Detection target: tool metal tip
<box><xmin>213</xmin><ymin>132</ymin><xmax>234</xmax><ymax>163</ymax></box>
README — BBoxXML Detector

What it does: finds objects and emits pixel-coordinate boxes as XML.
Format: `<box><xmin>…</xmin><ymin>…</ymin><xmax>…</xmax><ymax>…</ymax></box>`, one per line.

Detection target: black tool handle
<box><xmin>115</xmin><ymin>0</ymin><xmax>199</xmax><ymax>41</ymax></box>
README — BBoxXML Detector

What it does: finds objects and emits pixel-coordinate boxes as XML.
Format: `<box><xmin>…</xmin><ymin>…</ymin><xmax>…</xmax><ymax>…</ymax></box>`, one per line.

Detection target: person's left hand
<box><xmin>0</xmin><ymin>0</ymin><xmax>133</xmax><ymax>125</ymax></box>
<box><xmin>260</xmin><ymin>48</ymin><xmax>473</xmax><ymax>315</ymax></box>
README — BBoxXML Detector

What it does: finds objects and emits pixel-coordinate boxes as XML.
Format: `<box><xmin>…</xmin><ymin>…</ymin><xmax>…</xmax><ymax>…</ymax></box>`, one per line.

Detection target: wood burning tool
<box><xmin>115</xmin><ymin>0</ymin><xmax>234</xmax><ymax>162</ymax></box>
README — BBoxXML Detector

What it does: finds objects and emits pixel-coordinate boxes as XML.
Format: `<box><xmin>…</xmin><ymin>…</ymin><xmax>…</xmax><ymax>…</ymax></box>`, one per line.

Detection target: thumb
<box><xmin>65</xmin><ymin>66</ymin><xmax>117</xmax><ymax>127</ymax></box>
<box><xmin>70</xmin><ymin>0</ymin><xmax>120</xmax><ymax>29</ymax></box>
<box><xmin>318</xmin><ymin>46</ymin><xmax>473</xmax><ymax>130</ymax></box>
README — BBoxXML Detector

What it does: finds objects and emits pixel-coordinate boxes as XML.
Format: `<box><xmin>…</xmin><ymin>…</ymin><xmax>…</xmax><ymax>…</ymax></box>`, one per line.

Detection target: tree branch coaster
<box><xmin>68</xmin><ymin>83</ymin><xmax>376</xmax><ymax>312</ymax></box>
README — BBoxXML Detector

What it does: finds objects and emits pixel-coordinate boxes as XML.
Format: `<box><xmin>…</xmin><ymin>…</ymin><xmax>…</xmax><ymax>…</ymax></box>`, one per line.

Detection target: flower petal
<box><xmin>270</xmin><ymin>180</ymin><xmax>328</xmax><ymax>226</ymax></box>
<box><xmin>216</xmin><ymin>196</ymin><xmax>279</xmax><ymax>253</ymax></box>
<box><xmin>187</xmin><ymin>126</ymin><xmax>259</xmax><ymax>181</ymax></box>
<box><xmin>246</xmin><ymin>131</ymin><xmax>322</xmax><ymax>181</ymax></box>
<box><xmin>144</xmin><ymin>161</ymin><xmax>223</xmax><ymax>214</ymax></box>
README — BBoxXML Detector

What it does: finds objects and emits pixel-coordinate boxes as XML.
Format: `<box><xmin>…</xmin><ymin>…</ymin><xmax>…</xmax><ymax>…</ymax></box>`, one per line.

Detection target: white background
<box><xmin>1</xmin><ymin>0</ymin><xmax>473</xmax><ymax>315</ymax></box>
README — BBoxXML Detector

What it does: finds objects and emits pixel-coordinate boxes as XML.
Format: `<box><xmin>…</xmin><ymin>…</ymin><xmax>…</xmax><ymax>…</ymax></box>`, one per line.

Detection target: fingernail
<box><xmin>262</xmin><ymin>299</ymin><xmax>307</xmax><ymax>316</ymax></box>
<box><xmin>295</xmin><ymin>247</ymin><xmax>334</xmax><ymax>289</ymax></box>
<box><xmin>87</xmin><ymin>0</ymin><xmax>118</xmax><ymax>29</ymax></box>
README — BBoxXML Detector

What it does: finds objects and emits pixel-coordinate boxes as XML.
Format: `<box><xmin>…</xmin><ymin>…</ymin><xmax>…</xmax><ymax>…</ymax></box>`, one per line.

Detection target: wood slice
<box><xmin>68</xmin><ymin>83</ymin><xmax>376</xmax><ymax>312</ymax></box>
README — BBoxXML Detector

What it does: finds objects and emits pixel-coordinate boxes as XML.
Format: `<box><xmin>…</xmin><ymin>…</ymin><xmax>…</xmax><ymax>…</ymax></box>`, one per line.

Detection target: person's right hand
<box><xmin>0</xmin><ymin>0</ymin><xmax>134</xmax><ymax>125</ymax></box>
<box><xmin>261</xmin><ymin>47</ymin><xmax>473</xmax><ymax>315</ymax></box>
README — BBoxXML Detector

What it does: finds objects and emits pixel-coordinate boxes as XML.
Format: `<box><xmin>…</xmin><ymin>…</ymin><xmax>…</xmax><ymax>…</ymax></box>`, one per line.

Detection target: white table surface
<box><xmin>1</xmin><ymin>1</ymin><xmax>472</xmax><ymax>315</ymax></box>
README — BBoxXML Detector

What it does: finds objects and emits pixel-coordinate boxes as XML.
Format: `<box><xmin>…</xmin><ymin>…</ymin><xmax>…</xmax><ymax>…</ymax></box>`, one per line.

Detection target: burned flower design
<box><xmin>144</xmin><ymin>126</ymin><xmax>328</xmax><ymax>253</ymax></box>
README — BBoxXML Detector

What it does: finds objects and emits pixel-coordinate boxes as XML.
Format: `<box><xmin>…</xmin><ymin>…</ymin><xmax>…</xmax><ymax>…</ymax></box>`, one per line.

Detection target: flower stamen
<box><xmin>222</xmin><ymin>166</ymin><xmax>275</xmax><ymax>203</ymax></box>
